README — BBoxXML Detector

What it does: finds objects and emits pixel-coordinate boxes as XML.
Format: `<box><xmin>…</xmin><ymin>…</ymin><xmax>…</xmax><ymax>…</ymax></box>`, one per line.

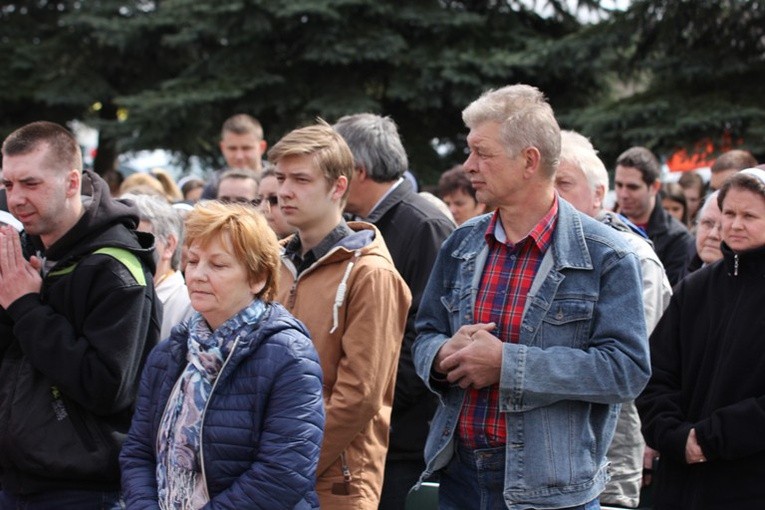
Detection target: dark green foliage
<box><xmin>564</xmin><ymin>0</ymin><xmax>765</xmax><ymax>166</ymax></box>
<box><xmin>0</xmin><ymin>0</ymin><xmax>595</xmax><ymax>181</ymax></box>
<box><xmin>2</xmin><ymin>1</ymin><xmax>763</xmax><ymax>182</ymax></box>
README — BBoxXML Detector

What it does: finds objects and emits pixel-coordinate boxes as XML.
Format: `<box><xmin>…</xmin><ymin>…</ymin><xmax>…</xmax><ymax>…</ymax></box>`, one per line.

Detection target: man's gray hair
<box><xmin>333</xmin><ymin>113</ymin><xmax>409</xmax><ymax>183</ymax></box>
<box><xmin>125</xmin><ymin>193</ymin><xmax>184</xmax><ymax>270</ymax></box>
<box><xmin>560</xmin><ymin>130</ymin><xmax>609</xmax><ymax>197</ymax></box>
<box><xmin>462</xmin><ymin>84</ymin><xmax>561</xmax><ymax>177</ymax></box>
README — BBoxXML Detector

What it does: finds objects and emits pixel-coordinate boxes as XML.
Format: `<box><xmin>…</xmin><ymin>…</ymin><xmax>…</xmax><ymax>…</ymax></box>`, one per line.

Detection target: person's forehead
<box><xmin>1</xmin><ymin>147</ymin><xmax>57</xmax><ymax>179</ymax></box>
<box><xmin>466</xmin><ymin>122</ymin><xmax>502</xmax><ymax>145</ymax></box>
<box><xmin>219</xmin><ymin>177</ymin><xmax>257</xmax><ymax>193</ymax></box>
<box><xmin>556</xmin><ymin>161</ymin><xmax>587</xmax><ymax>181</ymax></box>
<box><xmin>221</xmin><ymin>131</ymin><xmax>259</xmax><ymax>146</ymax></box>
<box><xmin>259</xmin><ymin>175</ymin><xmax>278</xmax><ymax>192</ymax></box>
<box><xmin>614</xmin><ymin>165</ymin><xmax>645</xmax><ymax>183</ymax></box>
<box><xmin>275</xmin><ymin>155</ymin><xmax>322</xmax><ymax>176</ymax></box>
<box><xmin>444</xmin><ymin>189</ymin><xmax>471</xmax><ymax>200</ymax></box>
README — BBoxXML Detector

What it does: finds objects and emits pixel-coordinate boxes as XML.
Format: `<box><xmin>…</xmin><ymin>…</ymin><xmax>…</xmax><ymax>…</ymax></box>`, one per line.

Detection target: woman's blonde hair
<box><xmin>184</xmin><ymin>201</ymin><xmax>280</xmax><ymax>301</ymax></box>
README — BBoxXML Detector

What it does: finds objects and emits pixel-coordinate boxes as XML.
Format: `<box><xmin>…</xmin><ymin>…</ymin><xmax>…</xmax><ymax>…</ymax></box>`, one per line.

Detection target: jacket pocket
<box><xmin>538</xmin><ymin>299</ymin><xmax>594</xmax><ymax>348</ymax></box>
<box><xmin>5</xmin><ymin>365</ymin><xmax>116</xmax><ymax>478</ymax></box>
<box><xmin>440</xmin><ymin>285</ymin><xmax>471</xmax><ymax>333</ymax></box>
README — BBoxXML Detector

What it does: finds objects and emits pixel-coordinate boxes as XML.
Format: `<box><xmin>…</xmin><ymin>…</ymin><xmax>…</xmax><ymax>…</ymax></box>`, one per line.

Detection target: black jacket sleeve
<box><xmin>6</xmin><ymin>253</ymin><xmax>157</xmax><ymax>414</ymax></box>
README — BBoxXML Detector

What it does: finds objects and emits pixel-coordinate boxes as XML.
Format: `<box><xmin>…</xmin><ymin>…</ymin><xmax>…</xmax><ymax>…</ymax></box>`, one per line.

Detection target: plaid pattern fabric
<box><xmin>457</xmin><ymin>198</ymin><xmax>558</xmax><ymax>449</ymax></box>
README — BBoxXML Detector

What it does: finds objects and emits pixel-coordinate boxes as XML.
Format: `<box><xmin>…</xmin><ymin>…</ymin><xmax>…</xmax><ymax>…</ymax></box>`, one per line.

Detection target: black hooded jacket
<box><xmin>0</xmin><ymin>169</ymin><xmax>161</xmax><ymax>495</ymax></box>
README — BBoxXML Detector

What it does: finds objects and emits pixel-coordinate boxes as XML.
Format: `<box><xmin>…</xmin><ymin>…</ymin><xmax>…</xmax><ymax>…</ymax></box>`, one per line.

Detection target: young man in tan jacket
<box><xmin>269</xmin><ymin>121</ymin><xmax>411</xmax><ymax>509</ymax></box>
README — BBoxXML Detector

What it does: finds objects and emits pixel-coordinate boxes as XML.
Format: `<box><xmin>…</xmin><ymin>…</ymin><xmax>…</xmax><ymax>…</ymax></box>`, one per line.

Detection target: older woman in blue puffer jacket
<box><xmin>120</xmin><ymin>201</ymin><xmax>324</xmax><ymax>509</ymax></box>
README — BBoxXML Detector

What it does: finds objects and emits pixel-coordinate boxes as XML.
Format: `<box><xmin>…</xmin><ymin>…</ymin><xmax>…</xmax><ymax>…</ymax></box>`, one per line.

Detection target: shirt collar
<box><xmin>284</xmin><ymin>219</ymin><xmax>354</xmax><ymax>272</ymax></box>
<box><xmin>485</xmin><ymin>194</ymin><xmax>558</xmax><ymax>252</ymax></box>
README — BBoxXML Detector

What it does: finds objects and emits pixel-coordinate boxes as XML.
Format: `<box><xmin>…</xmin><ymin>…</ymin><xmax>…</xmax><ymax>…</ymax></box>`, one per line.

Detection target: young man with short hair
<box><xmin>614</xmin><ymin>146</ymin><xmax>693</xmax><ymax>285</ymax></box>
<box><xmin>269</xmin><ymin>122</ymin><xmax>411</xmax><ymax>510</ymax></box>
<box><xmin>0</xmin><ymin>121</ymin><xmax>160</xmax><ymax>508</ymax></box>
<box><xmin>202</xmin><ymin>113</ymin><xmax>267</xmax><ymax>199</ymax></box>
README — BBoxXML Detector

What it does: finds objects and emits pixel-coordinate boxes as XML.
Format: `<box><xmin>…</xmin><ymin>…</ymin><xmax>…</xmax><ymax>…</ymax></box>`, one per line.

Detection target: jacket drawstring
<box><xmin>330</xmin><ymin>250</ymin><xmax>361</xmax><ymax>334</ymax></box>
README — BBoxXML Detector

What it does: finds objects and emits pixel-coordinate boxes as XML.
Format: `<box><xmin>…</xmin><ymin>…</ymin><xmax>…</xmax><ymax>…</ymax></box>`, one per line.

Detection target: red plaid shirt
<box><xmin>457</xmin><ymin>197</ymin><xmax>558</xmax><ymax>449</ymax></box>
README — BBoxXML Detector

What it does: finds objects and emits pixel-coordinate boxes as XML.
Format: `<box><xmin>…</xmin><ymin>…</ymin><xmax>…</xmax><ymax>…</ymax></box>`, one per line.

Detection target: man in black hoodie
<box><xmin>0</xmin><ymin>121</ymin><xmax>160</xmax><ymax>508</ymax></box>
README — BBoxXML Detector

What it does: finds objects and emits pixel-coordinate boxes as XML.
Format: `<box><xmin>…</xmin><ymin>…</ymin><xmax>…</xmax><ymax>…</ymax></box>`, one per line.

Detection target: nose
<box><xmin>463</xmin><ymin>152</ymin><xmax>477</xmax><ymax>173</ymax></box>
<box><xmin>278</xmin><ymin>180</ymin><xmax>293</xmax><ymax>200</ymax></box>
<box><xmin>7</xmin><ymin>187</ymin><xmax>26</xmax><ymax>210</ymax></box>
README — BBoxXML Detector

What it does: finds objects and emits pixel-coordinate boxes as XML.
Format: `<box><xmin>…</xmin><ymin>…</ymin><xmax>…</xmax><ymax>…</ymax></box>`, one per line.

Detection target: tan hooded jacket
<box><xmin>277</xmin><ymin>221</ymin><xmax>411</xmax><ymax>510</ymax></box>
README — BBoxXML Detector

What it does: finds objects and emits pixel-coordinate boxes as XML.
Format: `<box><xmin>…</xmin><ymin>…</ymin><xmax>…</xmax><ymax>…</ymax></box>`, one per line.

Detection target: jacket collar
<box><xmin>721</xmin><ymin>242</ymin><xmax>765</xmax><ymax>278</ymax></box>
<box><xmin>647</xmin><ymin>198</ymin><xmax>671</xmax><ymax>235</ymax></box>
<box><xmin>451</xmin><ymin>196</ymin><xmax>593</xmax><ymax>271</ymax></box>
<box><xmin>364</xmin><ymin>178</ymin><xmax>414</xmax><ymax>223</ymax></box>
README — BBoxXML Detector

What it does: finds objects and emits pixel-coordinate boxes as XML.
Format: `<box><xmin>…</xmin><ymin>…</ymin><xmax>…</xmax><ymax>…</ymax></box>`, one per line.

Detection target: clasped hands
<box><xmin>433</xmin><ymin>322</ymin><xmax>503</xmax><ymax>390</ymax></box>
<box><xmin>0</xmin><ymin>225</ymin><xmax>42</xmax><ymax>309</ymax></box>
<box><xmin>685</xmin><ymin>428</ymin><xmax>706</xmax><ymax>465</ymax></box>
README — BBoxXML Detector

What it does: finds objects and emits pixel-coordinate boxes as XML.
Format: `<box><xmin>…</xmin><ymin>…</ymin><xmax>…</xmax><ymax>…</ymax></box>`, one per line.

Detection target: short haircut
<box><xmin>219</xmin><ymin>169</ymin><xmax>260</xmax><ymax>185</ymax></box>
<box><xmin>615</xmin><ymin>146</ymin><xmax>661</xmax><ymax>185</ymax></box>
<box><xmin>718</xmin><ymin>169</ymin><xmax>765</xmax><ymax>210</ymax></box>
<box><xmin>221</xmin><ymin>114</ymin><xmax>264</xmax><ymax>141</ymax></box>
<box><xmin>678</xmin><ymin>171</ymin><xmax>705</xmax><ymax>195</ymax></box>
<box><xmin>559</xmin><ymin>130</ymin><xmax>609</xmax><ymax>194</ymax></box>
<box><xmin>127</xmin><ymin>193</ymin><xmax>184</xmax><ymax>270</ymax></box>
<box><xmin>2</xmin><ymin>121</ymin><xmax>83</xmax><ymax>174</ymax></box>
<box><xmin>267</xmin><ymin>120</ymin><xmax>354</xmax><ymax>200</ymax></box>
<box><xmin>260</xmin><ymin>166</ymin><xmax>277</xmax><ymax>180</ymax></box>
<box><xmin>184</xmin><ymin>200</ymin><xmax>280</xmax><ymax>301</ymax></box>
<box><xmin>438</xmin><ymin>165</ymin><xmax>477</xmax><ymax>201</ymax></box>
<box><xmin>333</xmin><ymin>113</ymin><xmax>408</xmax><ymax>183</ymax></box>
<box><xmin>180</xmin><ymin>177</ymin><xmax>205</xmax><ymax>198</ymax></box>
<box><xmin>711</xmin><ymin>149</ymin><xmax>757</xmax><ymax>174</ymax></box>
<box><xmin>462</xmin><ymin>84</ymin><xmax>561</xmax><ymax>177</ymax></box>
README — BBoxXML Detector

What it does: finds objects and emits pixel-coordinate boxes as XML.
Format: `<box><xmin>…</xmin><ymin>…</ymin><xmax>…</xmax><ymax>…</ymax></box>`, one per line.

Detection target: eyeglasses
<box><xmin>697</xmin><ymin>218</ymin><xmax>721</xmax><ymax>232</ymax></box>
<box><xmin>218</xmin><ymin>196</ymin><xmax>262</xmax><ymax>207</ymax></box>
<box><xmin>257</xmin><ymin>194</ymin><xmax>279</xmax><ymax>208</ymax></box>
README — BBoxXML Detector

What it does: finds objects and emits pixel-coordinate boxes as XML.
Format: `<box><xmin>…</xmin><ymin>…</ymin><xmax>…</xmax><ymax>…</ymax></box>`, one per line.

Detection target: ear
<box><xmin>332</xmin><ymin>175</ymin><xmax>349</xmax><ymax>201</ymax></box>
<box><xmin>163</xmin><ymin>234</ymin><xmax>178</xmax><ymax>263</ymax></box>
<box><xmin>66</xmin><ymin>169</ymin><xmax>81</xmax><ymax>198</ymax></box>
<box><xmin>249</xmin><ymin>276</ymin><xmax>267</xmax><ymax>296</ymax></box>
<box><xmin>355</xmin><ymin>166</ymin><xmax>368</xmax><ymax>183</ymax></box>
<box><xmin>521</xmin><ymin>147</ymin><xmax>542</xmax><ymax>178</ymax></box>
<box><xmin>649</xmin><ymin>179</ymin><xmax>661</xmax><ymax>196</ymax></box>
<box><xmin>593</xmin><ymin>184</ymin><xmax>606</xmax><ymax>210</ymax></box>
<box><xmin>259</xmin><ymin>139</ymin><xmax>268</xmax><ymax>154</ymax></box>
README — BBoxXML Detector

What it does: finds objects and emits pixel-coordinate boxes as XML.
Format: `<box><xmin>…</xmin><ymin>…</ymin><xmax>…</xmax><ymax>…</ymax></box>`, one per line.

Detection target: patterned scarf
<box><xmin>156</xmin><ymin>300</ymin><xmax>266</xmax><ymax>509</ymax></box>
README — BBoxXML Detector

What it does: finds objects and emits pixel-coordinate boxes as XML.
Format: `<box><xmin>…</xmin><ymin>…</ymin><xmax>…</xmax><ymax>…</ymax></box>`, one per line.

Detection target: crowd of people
<box><xmin>0</xmin><ymin>84</ymin><xmax>764</xmax><ymax>510</ymax></box>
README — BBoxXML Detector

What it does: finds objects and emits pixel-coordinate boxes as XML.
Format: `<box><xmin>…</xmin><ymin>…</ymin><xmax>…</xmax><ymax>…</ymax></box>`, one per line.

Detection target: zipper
<box><xmin>734</xmin><ymin>253</ymin><xmax>739</xmax><ymax>276</ymax></box>
<box><xmin>198</xmin><ymin>335</ymin><xmax>242</xmax><ymax>495</ymax></box>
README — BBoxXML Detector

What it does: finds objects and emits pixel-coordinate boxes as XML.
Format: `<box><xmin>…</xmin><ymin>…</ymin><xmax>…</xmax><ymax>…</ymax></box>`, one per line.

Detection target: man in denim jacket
<box><xmin>412</xmin><ymin>84</ymin><xmax>651</xmax><ymax>510</ymax></box>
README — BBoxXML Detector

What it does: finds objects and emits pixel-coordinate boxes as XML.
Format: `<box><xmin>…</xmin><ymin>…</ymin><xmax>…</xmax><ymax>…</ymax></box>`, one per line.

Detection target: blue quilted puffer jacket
<box><xmin>120</xmin><ymin>302</ymin><xmax>324</xmax><ymax>509</ymax></box>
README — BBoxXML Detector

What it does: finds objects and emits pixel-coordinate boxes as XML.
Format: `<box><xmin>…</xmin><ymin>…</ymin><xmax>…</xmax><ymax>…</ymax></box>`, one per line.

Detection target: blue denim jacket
<box><xmin>413</xmin><ymin>198</ymin><xmax>650</xmax><ymax>510</ymax></box>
